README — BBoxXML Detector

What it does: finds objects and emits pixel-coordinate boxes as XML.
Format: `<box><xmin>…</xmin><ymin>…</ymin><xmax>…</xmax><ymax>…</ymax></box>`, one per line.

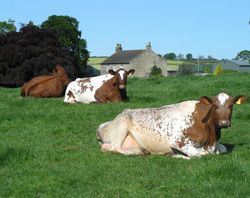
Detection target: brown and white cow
<box><xmin>20</xmin><ymin>65</ymin><xmax>70</xmax><ymax>98</ymax></box>
<box><xmin>64</xmin><ymin>69</ymin><xmax>135</xmax><ymax>104</ymax></box>
<box><xmin>97</xmin><ymin>92</ymin><xmax>247</xmax><ymax>159</ymax></box>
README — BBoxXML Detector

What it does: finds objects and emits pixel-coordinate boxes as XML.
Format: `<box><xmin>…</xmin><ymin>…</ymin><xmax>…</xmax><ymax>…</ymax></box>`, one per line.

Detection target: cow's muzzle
<box><xmin>119</xmin><ymin>85</ymin><xmax>126</xmax><ymax>89</ymax></box>
<box><xmin>219</xmin><ymin>120</ymin><xmax>231</xmax><ymax>128</ymax></box>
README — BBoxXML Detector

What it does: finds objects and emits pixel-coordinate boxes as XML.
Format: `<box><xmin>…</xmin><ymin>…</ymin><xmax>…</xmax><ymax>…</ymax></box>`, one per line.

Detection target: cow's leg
<box><xmin>94</xmin><ymin>92</ymin><xmax>108</xmax><ymax>104</ymax></box>
<box><xmin>97</xmin><ymin>116</ymin><xmax>129</xmax><ymax>152</ymax></box>
<box><xmin>173</xmin><ymin>145</ymin><xmax>201</xmax><ymax>159</ymax></box>
<box><xmin>97</xmin><ymin>114</ymin><xmax>143</xmax><ymax>155</ymax></box>
<box><xmin>172</xmin><ymin>155</ymin><xmax>191</xmax><ymax>160</ymax></box>
<box><xmin>215</xmin><ymin>142</ymin><xmax>227</xmax><ymax>154</ymax></box>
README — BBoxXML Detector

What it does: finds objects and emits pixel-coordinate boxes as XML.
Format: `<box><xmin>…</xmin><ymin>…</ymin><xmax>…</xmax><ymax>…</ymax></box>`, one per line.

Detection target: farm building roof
<box><xmin>101</xmin><ymin>50</ymin><xmax>145</xmax><ymax>65</ymax></box>
<box><xmin>227</xmin><ymin>60</ymin><xmax>250</xmax><ymax>66</ymax></box>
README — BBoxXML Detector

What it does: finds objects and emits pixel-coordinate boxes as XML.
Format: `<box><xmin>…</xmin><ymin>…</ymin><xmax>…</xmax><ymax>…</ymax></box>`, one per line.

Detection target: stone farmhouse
<box><xmin>100</xmin><ymin>43</ymin><xmax>168</xmax><ymax>77</ymax></box>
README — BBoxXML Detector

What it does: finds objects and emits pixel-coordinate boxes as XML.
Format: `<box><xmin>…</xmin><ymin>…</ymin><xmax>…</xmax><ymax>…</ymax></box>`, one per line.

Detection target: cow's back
<box><xmin>21</xmin><ymin>75</ymin><xmax>53</xmax><ymax>97</ymax></box>
<box><xmin>29</xmin><ymin>78</ymin><xmax>65</xmax><ymax>98</ymax></box>
<box><xmin>124</xmin><ymin>101</ymin><xmax>199</xmax><ymax>148</ymax></box>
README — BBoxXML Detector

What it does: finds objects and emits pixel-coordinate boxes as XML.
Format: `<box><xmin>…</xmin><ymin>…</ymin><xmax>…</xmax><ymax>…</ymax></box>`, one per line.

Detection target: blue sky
<box><xmin>2</xmin><ymin>0</ymin><xmax>250</xmax><ymax>59</ymax></box>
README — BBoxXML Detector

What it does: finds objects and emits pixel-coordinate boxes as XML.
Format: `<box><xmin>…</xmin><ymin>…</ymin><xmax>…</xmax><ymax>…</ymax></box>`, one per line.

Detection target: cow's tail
<box><xmin>96</xmin><ymin>130</ymin><xmax>103</xmax><ymax>147</ymax></box>
<box><xmin>96</xmin><ymin>125</ymin><xmax>104</xmax><ymax>147</ymax></box>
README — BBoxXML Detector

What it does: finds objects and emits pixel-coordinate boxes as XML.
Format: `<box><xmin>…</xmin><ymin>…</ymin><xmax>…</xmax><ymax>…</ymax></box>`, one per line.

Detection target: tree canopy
<box><xmin>0</xmin><ymin>25</ymin><xmax>76</xmax><ymax>87</ymax></box>
<box><xmin>164</xmin><ymin>52</ymin><xmax>176</xmax><ymax>60</ymax></box>
<box><xmin>186</xmin><ymin>53</ymin><xmax>193</xmax><ymax>60</ymax></box>
<box><xmin>0</xmin><ymin>19</ymin><xmax>17</xmax><ymax>34</ymax></box>
<box><xmin>235</xmin><ymin>50</ymin><xmax>250</xmax><ymax>60</ymax></box>
<box><xmin>41</xmin><ymin>15</ymin><xmax>89</xmax><ymax>70</ymax></box>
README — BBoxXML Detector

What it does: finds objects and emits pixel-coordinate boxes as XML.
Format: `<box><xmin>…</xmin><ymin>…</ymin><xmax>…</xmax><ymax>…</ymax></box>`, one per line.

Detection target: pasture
<box><xmin>0</xmin><ymin>73</ymin><xmax>250</xmax><ymax>197</ymax></box>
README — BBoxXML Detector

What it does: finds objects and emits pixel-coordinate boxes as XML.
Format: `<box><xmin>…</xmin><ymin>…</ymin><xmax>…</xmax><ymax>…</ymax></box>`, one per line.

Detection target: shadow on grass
<box><xmin>0</xmin><ymin>147</ymin><xmax>31</xmax><ymax>166</ymax></box>
<box><xmin>223</xmin><ymin>142</ymin><xmax>247</xmax><ymax>153</ymax></box>
<box><xmin>130</xmin><ymin>96</ymin><xmax>157</xmax><ymax>103</ymax></box>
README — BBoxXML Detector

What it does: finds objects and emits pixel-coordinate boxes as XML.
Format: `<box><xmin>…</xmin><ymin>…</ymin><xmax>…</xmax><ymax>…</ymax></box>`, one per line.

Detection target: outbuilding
<box><xmin>100</xmin><ymin>43</ymin><xmax>168</xmax><ymax>77</ymax></box>
<box><xmin>213</xmin><ymin>60</ymin><xmax>250</xmax><ymax>73</ymax></box>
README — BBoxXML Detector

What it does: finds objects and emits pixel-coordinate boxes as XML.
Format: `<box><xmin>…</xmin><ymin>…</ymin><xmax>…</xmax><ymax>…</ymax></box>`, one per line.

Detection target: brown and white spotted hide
<box><xmin>64</xmin><ymin>69</ymin><xmax>135</xmax><ymax>104</ymax></box>
<box><xmin>20</xmin><ymin>65</ymin><xmax>70</xmax><ymax>98</ymax></box>
<box><xmin>97</xmin><ymin>92</ymin><xmax>247</xmax><ymax>159</ymax></box>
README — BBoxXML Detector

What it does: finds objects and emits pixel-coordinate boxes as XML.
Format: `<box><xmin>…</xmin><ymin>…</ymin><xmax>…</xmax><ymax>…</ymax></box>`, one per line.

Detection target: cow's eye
<box><xmin>229</xmin><ymin>105</ymin><xmax>233</xmax><ymax>109</ymax></box>
<box><xmin>213</xmin><ymin>105</ymin><xmax>218</xmax><ymax>109</ymax></box>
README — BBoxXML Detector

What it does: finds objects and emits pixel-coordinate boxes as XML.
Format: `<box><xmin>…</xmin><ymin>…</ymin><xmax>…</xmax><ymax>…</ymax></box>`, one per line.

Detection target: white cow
<box><xmin>64</xmin><ymin>69</ymin><xmax>135</xmax><ymax>104</ymax></box>
<box><xmin>97</xmin><ymin>92</ymin><xmax>247</xmax><ymax>159</ymax></box>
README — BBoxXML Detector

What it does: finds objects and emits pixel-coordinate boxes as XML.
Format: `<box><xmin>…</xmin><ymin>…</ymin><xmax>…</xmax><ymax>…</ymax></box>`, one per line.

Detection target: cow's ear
<box><xmin>108</xmin><ymin>70</ymin><xmax>115</xmax><ymax>75</ymax></box>
<box><xmin>127</xmin><ymin>69</ymin><xmax>135</xmax><ymax>76</ymax></box>
<box><xmin>234</xmin><ymin>95</ymin><xmax>247</xmax><ymax>105</ymax></box>
<box><xmin>52</xmin><ymin>68</ymin><xmax>56</xmax><ymax>75</ymax></box>
<box><xmin>199</xmin><ymin>96</ymin><xmax>213</xmax><ymax>105</ymax></box>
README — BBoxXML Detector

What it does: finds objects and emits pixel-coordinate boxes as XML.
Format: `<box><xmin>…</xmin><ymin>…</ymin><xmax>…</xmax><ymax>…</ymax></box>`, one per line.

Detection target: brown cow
<box><xmin>64</xmin><ymin>69</ymin><xmax>135</xmax><ymax>104</ymax></box>
<box><xmin>20</xmin><ymin>65</ymin><xmax>70</xmax><ymax>98</ymax></box>
<box><xmin>97</xmin><ymin>92</ymin><xmax>247</xmax><ymax>159</ymax></box>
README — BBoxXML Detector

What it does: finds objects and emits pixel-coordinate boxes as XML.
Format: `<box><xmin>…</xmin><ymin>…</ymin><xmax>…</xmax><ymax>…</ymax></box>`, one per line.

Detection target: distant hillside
<box><xmin>88</xmin><ymin>57</ymin><xmax>219</xmax><ymax>71</ymax></box>
<box><xmin>88</xmin><ymin>57</ymin><xmax>108</xmax><ymax>70</ymax></box>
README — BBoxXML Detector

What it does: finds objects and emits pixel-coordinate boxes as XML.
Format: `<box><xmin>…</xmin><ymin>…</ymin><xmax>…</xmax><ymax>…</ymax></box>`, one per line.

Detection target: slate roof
<box><xmin>101</xmin><ymin>50</ymin><xmax>145</xmax><ymax>65</ymax></box>
<box><xmin>227</xmin><ymin>60</ymin><xmax>250</xmax><ymax>66</ymax></box>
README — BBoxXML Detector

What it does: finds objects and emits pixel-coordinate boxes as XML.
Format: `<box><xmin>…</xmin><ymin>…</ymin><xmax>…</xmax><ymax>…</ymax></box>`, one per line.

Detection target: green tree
<box><xmin>41</xmin><ymin>15</ymin><xmax>89</xmax><ymax>70</ymax></box>
<box><xmin>177</xmin><ymin>64</ymin><xmax>194</xmax><ymax>76</ymax></box>
<box><xmin>0</xmin><ymin>19</ymin><xmax>17</xmax><ymax>34</ymax></box>
<box><xmin>164</xmin><ymin>52</ymin><xmax>176</xmax><ymax>60</ymax></box>
<box><xmin>213</xmin><ymin>64</ymin><xmax>224</xmax><ymax>75</ymax></box>
<box><xmin>186</xmin><ymin>53</ymin><xmax>193</xmax><ymax>60</ymax></box>
<box><xmin>235</xmin><ymin>50</ymin><xmax>250</xmax><ymax>60</ymax></box>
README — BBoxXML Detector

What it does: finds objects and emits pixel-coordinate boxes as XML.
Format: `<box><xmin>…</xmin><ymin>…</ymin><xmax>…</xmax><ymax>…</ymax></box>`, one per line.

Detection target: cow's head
<box><xmin>200</xmin><ymin>92</ymin><xmax>247</xmax><ymax>128</ymax></box>
<box><xmin>108</xmin><ymin>69</ymin><xmax>135</xmax><ymax>89</ymax></box>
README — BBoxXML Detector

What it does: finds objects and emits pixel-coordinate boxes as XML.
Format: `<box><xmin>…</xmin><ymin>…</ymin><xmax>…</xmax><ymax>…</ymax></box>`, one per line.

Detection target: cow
<box><xmin>64</xmin><ymin>69</ymin><xmax>135</xmax><ymax>104</ymax></box>
<box><xmin>20</xmin><ymin>65</ymin><xmax>70</xmax><ymax>98</ymax></box>
<box><xmin>97</xmin><ymin>92</ymin><xmax>247</xmax><ymax>159</ymax></box>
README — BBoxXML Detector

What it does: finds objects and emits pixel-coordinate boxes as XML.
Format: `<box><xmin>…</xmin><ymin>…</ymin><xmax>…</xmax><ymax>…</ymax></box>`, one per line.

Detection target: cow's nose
<box><xmin>119</xmin><ymin>85</ymin><xmax>126</xmax><ymax>89</ymax></box>
<box><xmin>219</xmin><ymin>120</ymin><xmax>230</xmax><ymax>128</ymax></box>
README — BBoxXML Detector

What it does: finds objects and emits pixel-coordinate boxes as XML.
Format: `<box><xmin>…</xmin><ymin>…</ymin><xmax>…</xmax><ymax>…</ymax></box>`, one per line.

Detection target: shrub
<box><xmin>213</xmin><ymin>64</ymin><xmax>224</xmax><ymax>75</ymax></box>
<box><xmin>149</xmin><ymin>65</ymin><xmax>162</xmax><ymax>77</ymax></box>
<box><xmin>204</xmin><ymin>67</ymin><xmax>210</xmax><ymax>73</ymax></box>
<box><xmin>177</xmin><ymin>64</ymin><xmax>194</xmax><ymax>76</ymax></box>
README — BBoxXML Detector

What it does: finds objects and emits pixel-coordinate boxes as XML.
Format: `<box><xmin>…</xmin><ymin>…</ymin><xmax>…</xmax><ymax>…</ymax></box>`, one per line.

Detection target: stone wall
<box><xmin>130</xmin><ymin>50</ymin><xmax>167</xmax><ymax>77</ymax></box>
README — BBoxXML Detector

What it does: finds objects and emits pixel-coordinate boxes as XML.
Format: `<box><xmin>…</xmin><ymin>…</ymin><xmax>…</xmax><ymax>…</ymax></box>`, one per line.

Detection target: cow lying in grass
<box><xmin>20</xmin><ymin>65</ymin><xmax>69</xmax><ymax>98</ymax></box>
<box><xmin>97</xmin><ymin>92</ymin><xmax>247</xmax><ymax>159</ymax></box>
<box><xmin>64</xmin><ymin>69</ymin><xmax>135</xmax><ymax>104</ymax></box>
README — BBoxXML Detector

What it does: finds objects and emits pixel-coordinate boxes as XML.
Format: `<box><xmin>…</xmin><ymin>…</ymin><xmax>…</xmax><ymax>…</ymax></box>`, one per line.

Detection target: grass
<box><xmin>0</xmin><ymin>73</ymin><xmax>250</xmax><ymax>197</ymax></box>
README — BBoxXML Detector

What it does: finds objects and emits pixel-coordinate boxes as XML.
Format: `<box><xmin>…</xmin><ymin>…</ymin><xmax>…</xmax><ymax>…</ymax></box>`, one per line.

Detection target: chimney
<box><xmin>116</xmin><ymin>43</ymin><xmax>122</xmax><ymax>52</ymax></box>
<box><xmin>146</xmin><ymin>42</ymin><xmax>151</xmax><ymax>51</ymax></box>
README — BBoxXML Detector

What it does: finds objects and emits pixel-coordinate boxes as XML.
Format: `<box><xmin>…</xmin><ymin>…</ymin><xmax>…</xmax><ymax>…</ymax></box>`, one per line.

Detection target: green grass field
<box><xmin>1</xmin><ymin>73</ymin><xmax>250</xmax><ymax>197</ymax></box>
